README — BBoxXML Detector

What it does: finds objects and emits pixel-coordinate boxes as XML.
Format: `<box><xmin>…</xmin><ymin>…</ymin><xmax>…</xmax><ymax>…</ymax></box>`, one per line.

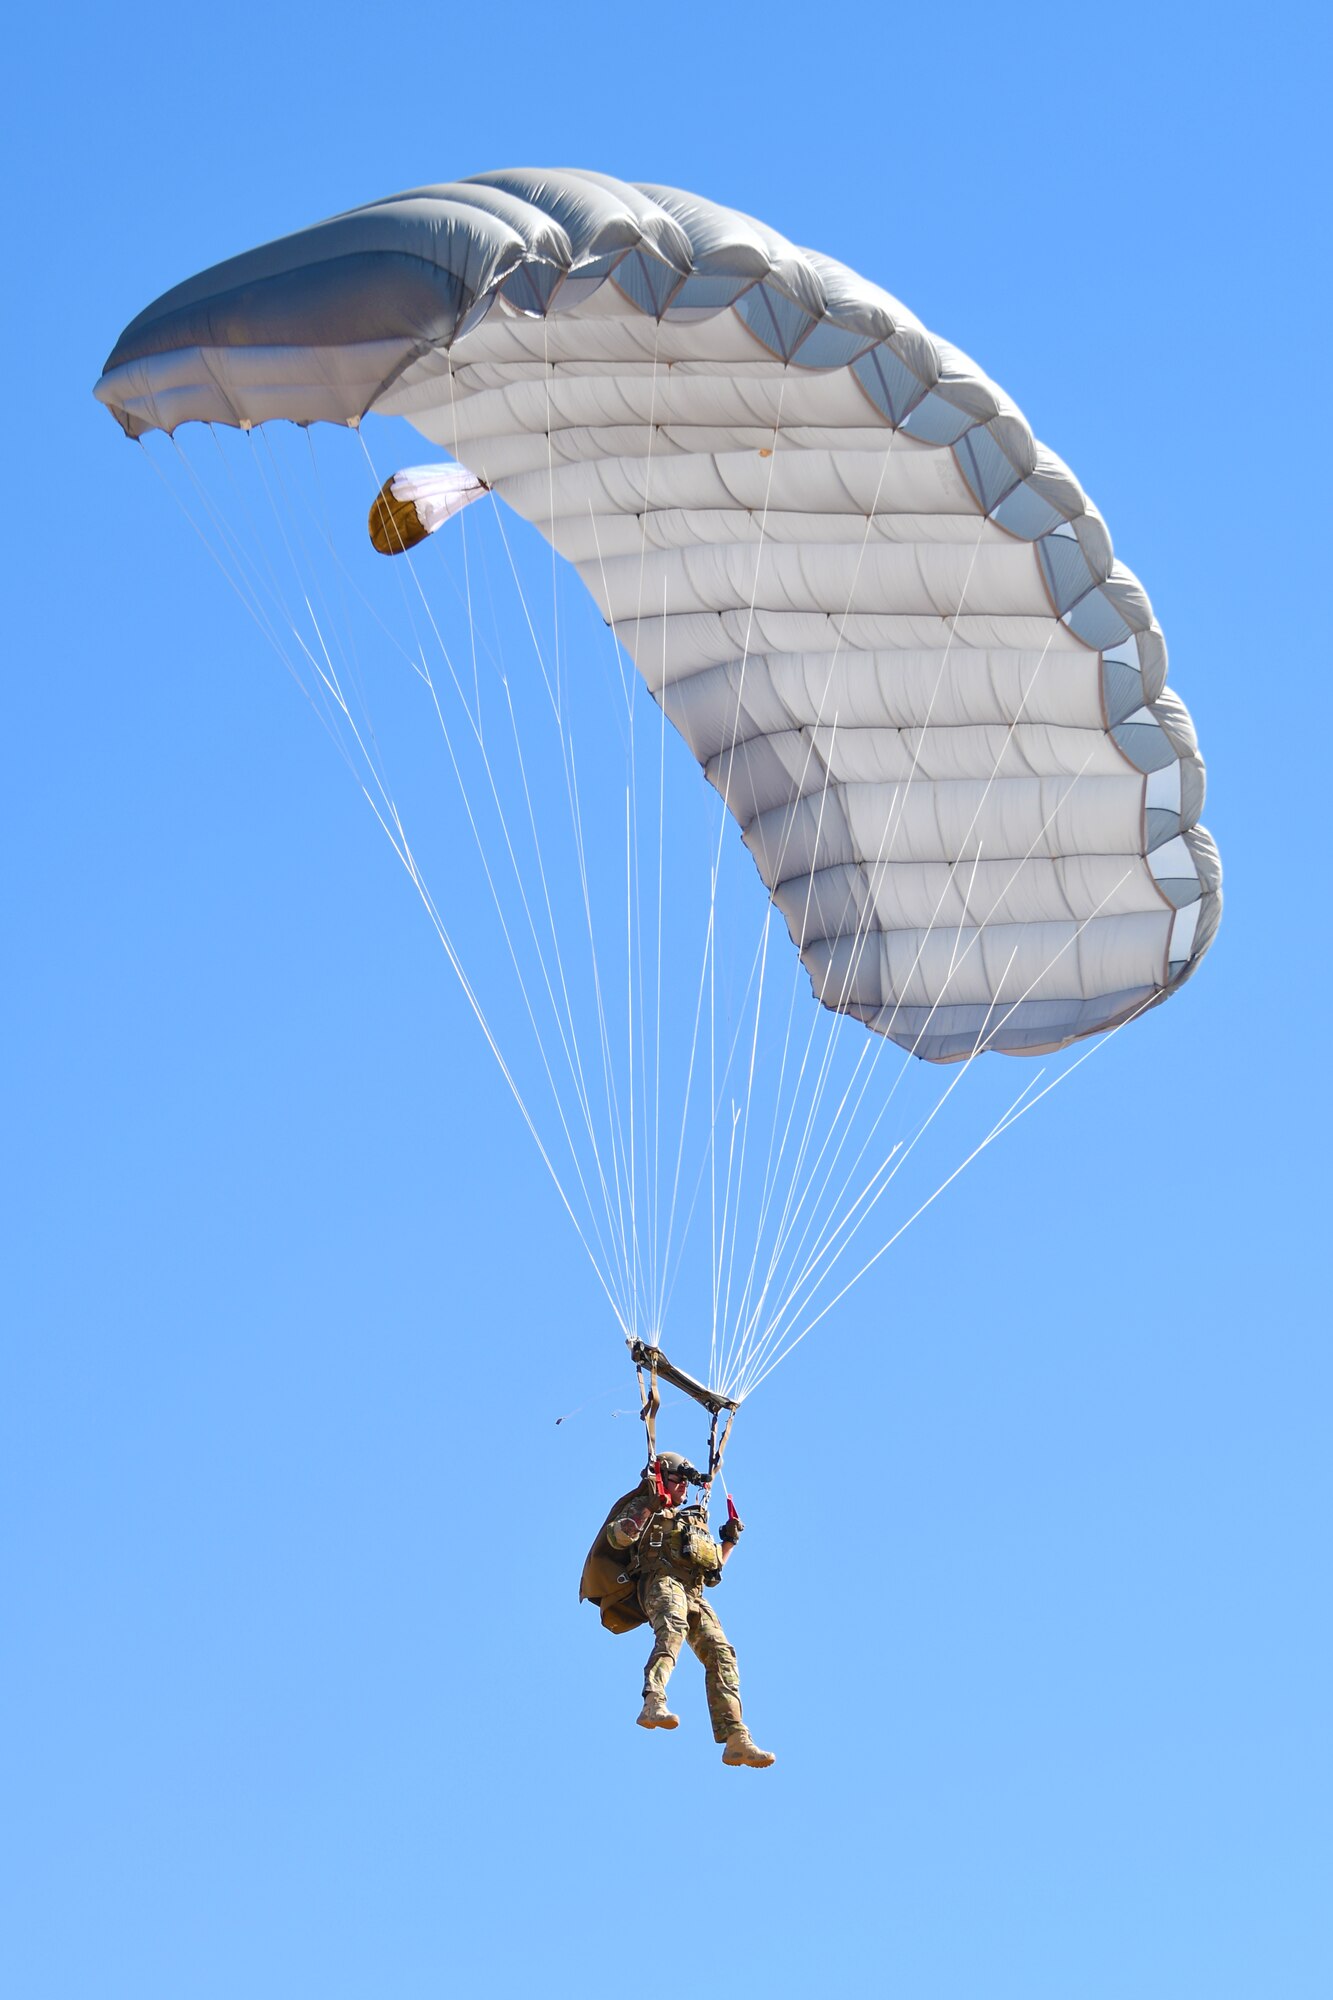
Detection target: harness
<box><xmin>633</xmin><ymin>1503</ymin><xmax>725</xmax><ymax>1589</ymax></box>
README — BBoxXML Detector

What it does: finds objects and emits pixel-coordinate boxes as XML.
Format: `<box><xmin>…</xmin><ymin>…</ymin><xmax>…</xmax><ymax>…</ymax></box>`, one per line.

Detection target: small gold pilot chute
<box><xmin>367</xmin><ymin>462</ymin><xmax>489</xmax><ymax>556</ymax></box>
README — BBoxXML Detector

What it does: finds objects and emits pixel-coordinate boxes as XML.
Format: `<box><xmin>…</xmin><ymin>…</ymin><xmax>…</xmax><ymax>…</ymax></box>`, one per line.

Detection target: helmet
<box><xmin>654</xmin><ymin>1451</ymin><xmax>703</xmax><ymax>1484</ymax></box>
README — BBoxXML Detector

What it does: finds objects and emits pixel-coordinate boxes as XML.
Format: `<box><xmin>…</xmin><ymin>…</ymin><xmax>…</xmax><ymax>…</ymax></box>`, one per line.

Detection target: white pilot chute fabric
<box><xmin>97</xmin><ymin>168</ymin><xmax>1219</xmax><ymax>1065</ymax></box>
<box><xmin>366</xmin><ymin>461</ymin><xmax>487</xmax><ymax>554</ymax></box>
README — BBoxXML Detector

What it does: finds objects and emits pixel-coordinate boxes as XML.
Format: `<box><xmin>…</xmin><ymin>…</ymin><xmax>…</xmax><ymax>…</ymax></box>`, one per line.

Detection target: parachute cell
<box><xmin>95</xmin><ymin>168</ymin><xmax>1220</xmax><ymax>1061</ymax></box>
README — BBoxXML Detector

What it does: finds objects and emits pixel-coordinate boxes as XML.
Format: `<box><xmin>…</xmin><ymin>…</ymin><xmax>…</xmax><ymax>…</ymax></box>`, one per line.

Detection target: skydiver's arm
<box><xmin>606</xmin><ymin>1500</ymin><xmax>654</xmax><ymax>1552</ymax></box>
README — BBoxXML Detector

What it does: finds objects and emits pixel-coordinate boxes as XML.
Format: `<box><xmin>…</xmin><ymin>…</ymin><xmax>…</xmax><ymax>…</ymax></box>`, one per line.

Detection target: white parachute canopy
<box><xmin>95</xmin><ymin>168</ymin><xmax>1220</xmax><ymax>1400</ymax></box>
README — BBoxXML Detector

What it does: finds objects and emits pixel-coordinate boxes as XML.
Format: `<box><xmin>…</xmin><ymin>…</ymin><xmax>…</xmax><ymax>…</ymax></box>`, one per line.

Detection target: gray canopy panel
<box><xmin>96</xmin><ymin>168</ymin><xmax>1221</xmax><ymax>1061</ymax></box>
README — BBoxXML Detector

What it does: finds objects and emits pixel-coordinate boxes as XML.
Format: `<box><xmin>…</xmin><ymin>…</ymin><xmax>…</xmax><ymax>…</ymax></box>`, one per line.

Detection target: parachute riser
<box><xmin>630</xmin><ymin>1339</ymin><xmax>738</xmax><ymax>1494</ymax></box>
<box><xmin>707</xmin><ymin>1404</ymin><xmax>736</xmax><ymax>1491</ymax></box>
<box><xmin>629</xmin><ymin>1339</ymin><xmax>738</xmax><ymax>1419</ymax></box>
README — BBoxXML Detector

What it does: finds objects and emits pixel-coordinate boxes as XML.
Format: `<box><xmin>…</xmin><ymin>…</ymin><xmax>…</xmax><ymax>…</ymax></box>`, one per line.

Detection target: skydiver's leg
<box><xmin>640</xmin><ymin>1574</ymin><xmax>689</xmax><ymax>1705</ymax></box>
<box><xmin>687</xmin><ymin>1597</ymin><xmax>743</xmax><ymax>1743</ymax></box>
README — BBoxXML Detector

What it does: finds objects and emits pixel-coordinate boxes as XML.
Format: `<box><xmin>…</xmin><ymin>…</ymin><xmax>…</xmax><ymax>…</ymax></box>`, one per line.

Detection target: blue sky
<box><xmin>6</xmin><ymin>5</ymin><xmax>1330</xmax><ymax>1996</ymax></box>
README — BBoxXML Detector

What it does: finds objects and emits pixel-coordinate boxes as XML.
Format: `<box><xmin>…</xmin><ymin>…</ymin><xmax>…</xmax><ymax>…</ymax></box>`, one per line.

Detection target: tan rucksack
<box><xmin>579</xmin><ymin>1481</ymin><xmax>652</xmax><ymax>1635</ymax></box>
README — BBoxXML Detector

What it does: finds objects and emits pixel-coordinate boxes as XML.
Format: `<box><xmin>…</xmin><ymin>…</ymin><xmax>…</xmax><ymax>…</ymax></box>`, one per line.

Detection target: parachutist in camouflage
<box><xmin>581</xmin><ymin>1452</ymin><xmax>775</xmax><ymax>1769</ymax></box>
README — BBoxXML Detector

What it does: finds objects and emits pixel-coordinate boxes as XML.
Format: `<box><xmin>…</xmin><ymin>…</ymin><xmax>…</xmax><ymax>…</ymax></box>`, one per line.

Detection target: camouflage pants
<box><xmin>639</xmin><ymin>1573</ymin><xmax>743</xmax><ymax>1743</ymax></box>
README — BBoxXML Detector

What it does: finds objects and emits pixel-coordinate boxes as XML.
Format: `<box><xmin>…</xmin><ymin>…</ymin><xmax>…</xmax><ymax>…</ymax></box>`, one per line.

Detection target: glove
<box><xmin>719</xmin><ymin>1514</ymin><xmax>744</xmax><ymax>1545</ymax></box>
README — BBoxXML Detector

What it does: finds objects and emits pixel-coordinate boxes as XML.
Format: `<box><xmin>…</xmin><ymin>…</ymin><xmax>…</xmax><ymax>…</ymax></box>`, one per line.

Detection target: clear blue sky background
<box><xmin>6</xmin><ymin>6</ymin><xmax>1330</xmax><ymax>1996</ymax></box>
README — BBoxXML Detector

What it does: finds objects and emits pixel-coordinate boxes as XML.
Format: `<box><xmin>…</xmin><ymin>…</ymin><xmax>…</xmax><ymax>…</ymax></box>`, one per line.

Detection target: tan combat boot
<box><xmin>637</xmin><ymin>1693</ymin><xmax>679</xmax><ymax>1730</ymax></box>
<box><xmin>721</xmin><ymin>1726</ymin><xmax>775</xmax><ymax>1768</ymax></box>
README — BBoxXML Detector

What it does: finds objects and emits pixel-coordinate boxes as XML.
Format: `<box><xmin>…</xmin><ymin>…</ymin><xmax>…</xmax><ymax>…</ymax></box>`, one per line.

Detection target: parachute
<box><xmin>367</xmin><ymin>462</ymin><xmax>488</xmax><ymax>555</ymax></box>
<box><xmin>95</xmin><ymin>168</ymin><xmax>1220</xmax><ymax>1402</ymax></box>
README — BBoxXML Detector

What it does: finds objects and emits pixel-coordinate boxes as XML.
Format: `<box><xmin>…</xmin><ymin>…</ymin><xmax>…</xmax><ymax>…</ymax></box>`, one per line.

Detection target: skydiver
<box><xmin>580</xmin><ymin>1451</ymin><xmax>775</xmax><ymax>1768</ymax></box>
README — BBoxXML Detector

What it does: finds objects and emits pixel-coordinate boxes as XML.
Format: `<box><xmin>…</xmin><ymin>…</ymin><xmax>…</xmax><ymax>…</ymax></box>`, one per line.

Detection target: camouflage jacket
<box><xmin>581</xmin><ymin>1480</ymin><xmax>727</xmax><ymax>1634</ymax></box>
<box><xmin>609</xmin><ymin>1493</ymin><xmax>725</xmax><ymax>1587</ymax></box>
